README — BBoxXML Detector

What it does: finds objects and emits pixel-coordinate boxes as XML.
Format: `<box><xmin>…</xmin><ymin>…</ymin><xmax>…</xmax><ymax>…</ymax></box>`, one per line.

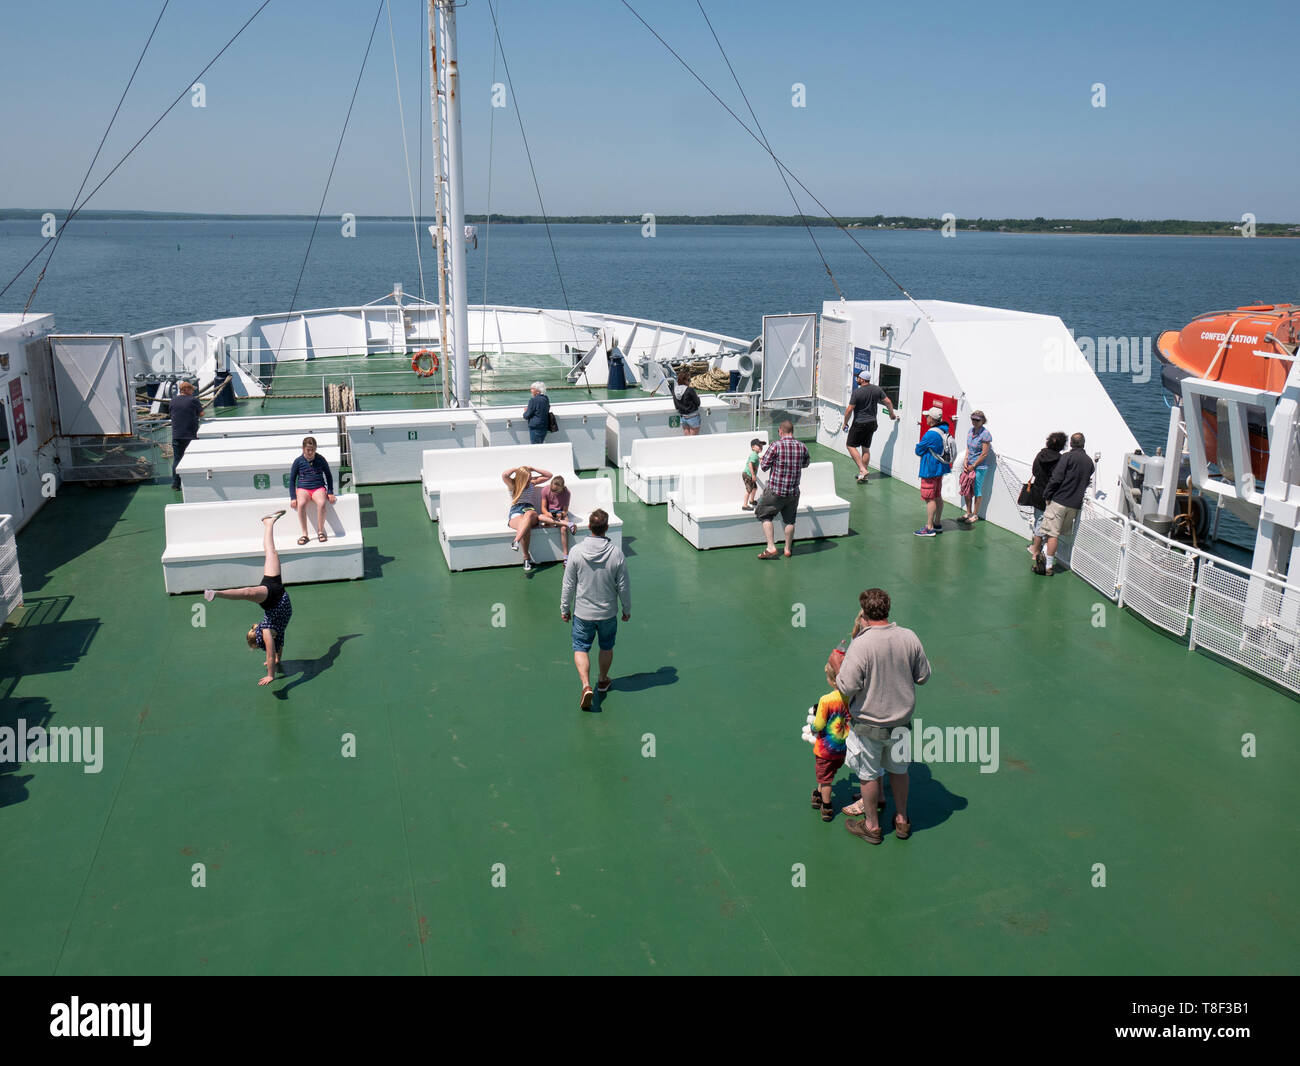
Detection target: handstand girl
<box><xmin>204</xmin><ymin>511</ymin><xmax>293</xmax><ymax>686</ymax></box>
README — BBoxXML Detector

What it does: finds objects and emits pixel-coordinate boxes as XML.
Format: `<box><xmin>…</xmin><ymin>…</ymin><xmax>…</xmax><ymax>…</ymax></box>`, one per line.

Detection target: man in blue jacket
<box><xmin>913</xmin><ymin>407</ymin><xmax>951</xmax><ymax>537</ymax></box>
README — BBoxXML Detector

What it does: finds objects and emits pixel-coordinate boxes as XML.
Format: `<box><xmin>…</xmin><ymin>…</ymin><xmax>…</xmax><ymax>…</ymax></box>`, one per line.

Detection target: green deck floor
<box><xmin>1</xmin><ymin>445</ymin><xmax>1296</xmax><ymax>975</ymax></box>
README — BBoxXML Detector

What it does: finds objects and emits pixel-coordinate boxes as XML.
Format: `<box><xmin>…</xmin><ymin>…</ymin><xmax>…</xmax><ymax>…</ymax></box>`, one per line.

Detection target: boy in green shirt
<box><xmin>741</xmin><ymin>438</ymin><xmax>763</xmax><ymax>510</ymax></box>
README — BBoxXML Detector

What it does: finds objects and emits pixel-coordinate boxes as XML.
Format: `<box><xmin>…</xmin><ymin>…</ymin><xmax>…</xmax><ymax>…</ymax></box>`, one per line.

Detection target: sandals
<box><xmin>317</xmin><ymin>532</ymin><xmax>328</xmax><ymax>542</ymax></box>
<box><xmin>757</xmin><ymin>549</ymin><xmax>779</xmax><ymax>560</ymax></box>
<box><xmin>297</xmin><ymin>536</ymin><xmax>309</xmax><ymax>545</ymax></box>
<box><xmin>262</xmin><ymin>510</ymin><xmax>287</xmax><ymax>521</ymax></box>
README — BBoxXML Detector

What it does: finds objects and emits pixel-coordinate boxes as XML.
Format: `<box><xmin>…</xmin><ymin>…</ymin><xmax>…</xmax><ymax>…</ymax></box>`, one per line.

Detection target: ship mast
<box><xmin>429</xmin><ymin>0</ymin><xmax>470</xmax><ymax>407</ymax></box>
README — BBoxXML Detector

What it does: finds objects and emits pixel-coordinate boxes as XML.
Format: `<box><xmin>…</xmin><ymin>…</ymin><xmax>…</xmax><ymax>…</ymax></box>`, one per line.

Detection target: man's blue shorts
<box><xmin>572</xmin><ymin>615</ymin><xmax>617</xmax><ymax>652</ymax></box>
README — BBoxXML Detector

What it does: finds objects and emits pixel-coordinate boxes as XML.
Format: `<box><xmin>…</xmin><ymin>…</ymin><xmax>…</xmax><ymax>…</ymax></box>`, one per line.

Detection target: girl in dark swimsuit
<box><xmin>204</xmin><ymin>511</ymin><xmax>293</xmax><ymax>686</ymax></box>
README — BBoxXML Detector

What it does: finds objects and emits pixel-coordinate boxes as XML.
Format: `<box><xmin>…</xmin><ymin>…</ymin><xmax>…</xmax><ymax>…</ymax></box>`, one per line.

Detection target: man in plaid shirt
<box><xmin>755</xmin><ymin>420</ymin><xmax>811</xmax><ymax>559</ymax></box>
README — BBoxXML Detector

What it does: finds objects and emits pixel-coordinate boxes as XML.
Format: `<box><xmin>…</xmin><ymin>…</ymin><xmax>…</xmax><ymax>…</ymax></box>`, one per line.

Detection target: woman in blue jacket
<box><xmin>913</xmin><ymin>408</ymin><xmax>952</xmax><ymax>536</ymax></box>
<box><xmin>289</xmin><ymin>437</ymin><xmax>337</xmax><ymax>544</ymax></box>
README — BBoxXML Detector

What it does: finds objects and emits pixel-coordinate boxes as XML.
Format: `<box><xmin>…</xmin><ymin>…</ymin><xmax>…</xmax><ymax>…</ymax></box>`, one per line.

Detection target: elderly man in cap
<box><xmin>912</xmin><ymin>406</ymin><xmax>952</xmax><ymax>536</ymax></box>
<box><xmin>841</xmin><ymin>369</ymin><xmax>898</xmax><ymax>484</ymax></box>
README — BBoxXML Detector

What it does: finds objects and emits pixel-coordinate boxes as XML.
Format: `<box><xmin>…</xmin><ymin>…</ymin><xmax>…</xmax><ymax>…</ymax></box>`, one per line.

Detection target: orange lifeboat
<box><xmin>1156</xmin><ymin>304</ymin><xmax>1298</xmax><ymax>393</ymax></box>
<box><xmin>1156</xmin><ymin>305</ymin><xmax>1299</xmax><ymax>481</ymax></box>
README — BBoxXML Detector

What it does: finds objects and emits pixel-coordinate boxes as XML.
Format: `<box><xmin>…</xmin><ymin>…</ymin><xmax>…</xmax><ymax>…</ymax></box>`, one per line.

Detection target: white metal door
<box><xmin>49</xmin><ymin>335</ymin><xmax>132</xmax><ymax>436</ymax></box>
<box><xmin>762</xmin><ymin>314</ymin><xmax>817</xmax><ymax>403</ymax></box>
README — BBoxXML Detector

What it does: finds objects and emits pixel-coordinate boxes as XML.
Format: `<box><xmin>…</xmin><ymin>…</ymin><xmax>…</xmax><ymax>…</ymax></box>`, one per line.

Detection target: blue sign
<box><xmin>853</xmin><ymin>347</ymin><xmax>872</xmax><ymax>382</ymax></box>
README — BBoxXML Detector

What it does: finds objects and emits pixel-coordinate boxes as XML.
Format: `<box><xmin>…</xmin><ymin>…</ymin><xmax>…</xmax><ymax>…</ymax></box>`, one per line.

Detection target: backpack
<box><xmin>929</xmin><ymin>428</ymin><xmax>956</xmax><ymax>469</ymax></box>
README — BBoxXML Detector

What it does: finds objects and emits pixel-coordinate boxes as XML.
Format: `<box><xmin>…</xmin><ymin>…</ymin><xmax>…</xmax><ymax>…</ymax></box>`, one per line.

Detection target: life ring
<box><xmin>412</xmin><ymin>350</ymin><xmax>440</xmax><ymax>377</ymax></box>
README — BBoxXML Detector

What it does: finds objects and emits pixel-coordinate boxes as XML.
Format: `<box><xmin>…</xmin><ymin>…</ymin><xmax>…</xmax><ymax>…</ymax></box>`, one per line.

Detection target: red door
<box><xmin>920</xmin><ymin>391</ymin><xmax>958</xmax><ymax>440</ymax></box>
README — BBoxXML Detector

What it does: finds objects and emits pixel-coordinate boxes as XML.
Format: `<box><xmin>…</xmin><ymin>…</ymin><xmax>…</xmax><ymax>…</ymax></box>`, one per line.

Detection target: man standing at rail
<box><xmin>755</xmin><ymin>421</ymin><xmax>811</xmax><ymax>559</ymax></box>
<box><xmin>169</xmin><ymin>380</ymin><xmax>202</xmax><ymax>491</ymax></box>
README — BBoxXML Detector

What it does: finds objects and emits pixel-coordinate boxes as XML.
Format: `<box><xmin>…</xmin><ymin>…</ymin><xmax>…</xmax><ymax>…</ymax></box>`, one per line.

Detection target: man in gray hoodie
<box><xmin>560</xmin><ymin>508</ymin><xmax>631</xmax><ymax>710</ymax></box>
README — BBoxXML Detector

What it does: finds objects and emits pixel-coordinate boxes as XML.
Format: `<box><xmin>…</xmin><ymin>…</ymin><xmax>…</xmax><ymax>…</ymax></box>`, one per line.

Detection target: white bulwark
<box><xmin>815</xmin><ymin>300</ymin><xmax>1139</xmax><ymax>538</ymax></box>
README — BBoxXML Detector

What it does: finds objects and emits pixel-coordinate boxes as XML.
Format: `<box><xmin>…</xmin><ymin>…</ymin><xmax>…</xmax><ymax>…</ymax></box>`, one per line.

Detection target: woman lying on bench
<box><xmin>504</xmin><ymin>465</ymin><xmax>563</xmax><ymax>573</ymax></box>
<box><xmin>203</xmin><ymin>511</ymin><xmax>293</xmax><ymax>686</ymax></box>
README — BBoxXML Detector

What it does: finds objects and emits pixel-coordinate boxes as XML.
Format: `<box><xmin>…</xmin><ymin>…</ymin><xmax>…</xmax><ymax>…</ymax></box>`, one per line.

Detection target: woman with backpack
<box><xmin>913</xmin><ymin>406</ymin><xmax>953</xmax><ymax>536</ymax></box>
<box><xmin>667</xmin><ymin>369</ymin><xmax>702</xmax><ymax>435</ymax></box>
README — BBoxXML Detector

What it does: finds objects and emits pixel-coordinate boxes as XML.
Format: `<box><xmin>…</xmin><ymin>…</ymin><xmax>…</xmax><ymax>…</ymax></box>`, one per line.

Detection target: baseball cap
<box><xmin>926</xmin><ymin>406</ymin><xmax>944</xmax><ymax>421</ymax></box>
<box><xmin>856</xmin><ymin>369</ymin><xmax>870</xmax><ymax>380</ymax></box>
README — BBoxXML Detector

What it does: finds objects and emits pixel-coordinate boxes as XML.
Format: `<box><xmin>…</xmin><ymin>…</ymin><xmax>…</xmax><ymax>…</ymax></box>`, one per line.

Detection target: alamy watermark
<box><xmin>0</xmin><ymin>721</ymin><xmax>103</xmax><ymax>773</ymax></box>
<box><xmin>888</xmin><ymin>719</ymin><xmax>999</xmax><ymax>773</ymax></box>
<box><xmin>1043</xmin><ymin>330</ymin><xmax>1151</xmax><ymax>384</ymax></box>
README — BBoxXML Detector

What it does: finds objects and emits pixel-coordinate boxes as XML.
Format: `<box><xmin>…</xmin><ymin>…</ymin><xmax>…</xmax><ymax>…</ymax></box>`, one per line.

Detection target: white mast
<box><xmin>429</xmin><ymin>0</ymin><xmax>470</xmax><ymax>407</ymax></box>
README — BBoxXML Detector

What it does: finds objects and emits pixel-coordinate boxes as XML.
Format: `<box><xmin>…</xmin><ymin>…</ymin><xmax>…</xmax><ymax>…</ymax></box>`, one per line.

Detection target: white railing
<box><xmin>1072</xmin><ymin>501</ymin><xmax>1300</xmax><ymax>695</ymax></box>
<box><xmin>0</xmin><ymin>515</ymin><xmax>23</xmax><ymax>625</ymax></box>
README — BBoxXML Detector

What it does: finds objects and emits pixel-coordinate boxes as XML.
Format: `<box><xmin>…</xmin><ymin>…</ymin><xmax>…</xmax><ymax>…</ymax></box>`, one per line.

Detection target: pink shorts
<box><xmin>920</xmin><ymin>477</ymin><xmax>942</xmax><ymax>501</ymax></box>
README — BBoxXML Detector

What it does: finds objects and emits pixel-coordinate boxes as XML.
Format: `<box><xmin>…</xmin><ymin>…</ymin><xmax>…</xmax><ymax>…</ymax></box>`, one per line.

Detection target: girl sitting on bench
<box><xmin>204</xmin><ymin>511</ymin><xmax>293</xmax><ymax>686</ymax></box>
<box><xmin>289</xmin><ymin>437</ymin><xmax>337</xmax><ymax>545</ymax></box>
<box><xmin>503</xmin><ymin>465</ymin><xmax>554</xmax><ymax>573</ymax></box>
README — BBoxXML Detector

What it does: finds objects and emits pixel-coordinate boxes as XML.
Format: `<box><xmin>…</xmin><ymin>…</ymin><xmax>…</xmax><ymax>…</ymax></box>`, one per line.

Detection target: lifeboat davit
<box><xmin>1157</xmin><ymin>304</ymin><xmax>1300</xmax><ymax>482</ymax></box>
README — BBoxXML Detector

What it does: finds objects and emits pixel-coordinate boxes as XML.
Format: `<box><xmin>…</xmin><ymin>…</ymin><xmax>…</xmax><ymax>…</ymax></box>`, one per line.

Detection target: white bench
<box><xmin>667</xmin><ymin>462</ymin><xmax>850</xmax><ymax>549</ymax></box>
<box><xmin>438</xmin><ymin>476</ymin><xmax>622</xmax><ymax>571</ymax></box>
<box><xmin>623</xmin><ymin>431</ymin><xmax>766</xmax><ymax>504</ymax></box>
<box><xmin>185</xmin><ymin>431</ymin><xmax>340</xmax><ymax>454</ymax></box>
<box><xmin>177</xmin><ymin>445</ymin><xmax>342</xmax><ymax>503</ymax></box>
<box><xmin>345</xmin><ymin>409</ymin><xmax>480</xmax><ymax>484</ymax></box>
<box><xmin>162</xmin><ymin>495</ymin><xmax>363</xmax><ymax>594</ymax></box>
<box><xmin>544</xmin><ymin>401</ymin><xmax>608</xmax><ymax>470</ymax></box>
<box><xmin>603</xmin><ymin>395</ymin><xmax>729</xmax><ymax>464</ymax></box>
<box><xmin>422</xmin><ymin>442</ymin><xmax>576</xmax><ymax>520</ymax></box>
<box><xmin>197</xmin><ymin>414</ymin><xmax>340</xmax><ymax>438</ymax></box>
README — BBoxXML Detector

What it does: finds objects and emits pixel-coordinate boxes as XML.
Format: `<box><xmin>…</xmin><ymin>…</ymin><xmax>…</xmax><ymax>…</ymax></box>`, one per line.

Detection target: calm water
<box><xmin>2</xmin><ymin>219</ymin><xmax>1298</xmax><ymax>451</ymax></box>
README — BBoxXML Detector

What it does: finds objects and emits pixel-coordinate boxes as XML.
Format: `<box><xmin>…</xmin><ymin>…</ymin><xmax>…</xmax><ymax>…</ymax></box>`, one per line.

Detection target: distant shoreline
<box><xmin>1</xmin><ymin>208</ymin><xmax>1296</xmax><ymax>238</ymax></box>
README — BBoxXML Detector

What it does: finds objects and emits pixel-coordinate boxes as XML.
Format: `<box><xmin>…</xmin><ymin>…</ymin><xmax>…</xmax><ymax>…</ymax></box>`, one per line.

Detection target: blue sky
<box><xmin>1</xmin><ymin>0</ymin><xmax>1296</xmax><ymax>219</ymax></box>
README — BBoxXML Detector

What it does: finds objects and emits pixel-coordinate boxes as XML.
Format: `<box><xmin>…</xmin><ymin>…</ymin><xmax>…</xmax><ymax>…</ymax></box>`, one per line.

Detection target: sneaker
<box><xmin>203</xmin><ymin>589</ymin><xmax>216</xmax><ymax>602</ymax></box>
<box><xmin>1032</xmin><ymin>559</ymin><xmax>1052</xmax><ymax>576</ymax></box>
<box><xmin>912</xmin><ymin>527</ymin><xmax>936</xmax><ymax>537</ymax></box>
<box><xmin>741</xmin><ymin>502</ymin><xmax>754</xmax><ymax>510</ymax></box>
<box><xmin>523</xmin><ymin>558</ymin><xmax>534</xmax><ymax>573</ymax></box>
<box><xmin>856</xmin><ymin>473</ymin><xmax>869</xmax><ymax>484</ymax></box>
<box><xmin>510</xmin><ymin>539</ymin><xmax>520</xmax><ymax>552</ymax></box>
<box><xmin>597</xmin><ymin>678</ymin><xmax>613</xmax><ymax>693</ymax></box>
<box><xmin>579</xmin><ymin>687</ymin><xmax>594</xmax><ymax>710</ymax></box>
<box><xmin>567</xmin><ymin>523</ymin><xmax>577</xmax><ymax>535</ymax></box>
<box><xmin>932</xmin><ymin>524</ymin><xmax>944</xmax><ymax>534</ymax></box>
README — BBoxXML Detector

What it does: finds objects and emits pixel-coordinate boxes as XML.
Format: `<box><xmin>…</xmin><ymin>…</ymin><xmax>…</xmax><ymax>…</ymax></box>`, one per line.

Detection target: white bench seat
<box><xmin>177</xmin><ymin>445</ymin><xmax>342</xmax><ymax>503</ymax></box>
<box><xmin>345</xmin><ymin>408</ymin><xmax>480</xmax><ymax>484</ymax></box>
<box><xmin>667</xmin><ymin>462</ymin><xmax>850</xmax><ymax>549</ymax></box>
<box><xmin>185</xmin><ymin>432</ymin><xmax>340</xmax><ymax>454</ymax></box>
<box><xmin>162</xmin><ymin>495</ymin><xmax>363</xmax><ymax>593</ymax></box>
<box><xmin>422</xmin><ymin>442</ymin><xmax>576</xmax><ymax>520</ymax></box>
<box><xmin>602</xmin><ymin>395</ymin><xmax>730</xmax><ymax>464</ymax></box>
<box><xmin>198</xmin><ymin>414</ymin><xmax>340</xmax><ymax>438</ymax></box>
<box><xmin>438</xmin><ymin>476</ymin><xmax>621</xmax><ymax>571</ymax></box>
<box><xmin>622</xmin><ymin>431</ymin><xmax>766</xmax><ymax>504</ymax></box>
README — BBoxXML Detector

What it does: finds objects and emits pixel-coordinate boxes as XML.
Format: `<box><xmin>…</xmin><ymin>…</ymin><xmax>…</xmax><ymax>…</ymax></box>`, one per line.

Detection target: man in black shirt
<box><xmin>1035</xmin><ymin>432</ymin><xmax>1095</xmax><ymax>576</ymax></box>
<box><xmin>169</xmin><ymin>381</ymin><xmax>203</xmax><ymax>491</ymax></box>
<box><xmin>841</xmin><ymin>369</ymin><xmax>898</xmax><ymax>484</ymax></box>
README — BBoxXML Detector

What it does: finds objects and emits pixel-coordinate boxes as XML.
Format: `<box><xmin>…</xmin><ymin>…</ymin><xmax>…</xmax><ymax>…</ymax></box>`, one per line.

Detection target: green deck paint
<box><xmin>1</xmin><ymin>442</ymin><xmax>1296</xmax><ymax>975</ymax></box>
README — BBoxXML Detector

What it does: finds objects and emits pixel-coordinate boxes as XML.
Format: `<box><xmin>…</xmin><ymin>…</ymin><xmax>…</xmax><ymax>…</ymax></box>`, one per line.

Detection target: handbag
<box><xmin>1017</xmin><ymin>479</ymin><xmax>1033</xmax><ymax>507</ymax></box>
<box><xmin>547</xmin><ymin>411</ymin><xmax>559</xmax><ymax>433</ymax></box>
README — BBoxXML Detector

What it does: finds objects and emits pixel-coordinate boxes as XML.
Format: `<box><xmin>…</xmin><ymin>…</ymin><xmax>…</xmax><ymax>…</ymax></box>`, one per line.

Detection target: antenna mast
<box><xmin>429</xmin><ymin>0</ymin><xmax>471</xmax><ymax>407</ymax></box>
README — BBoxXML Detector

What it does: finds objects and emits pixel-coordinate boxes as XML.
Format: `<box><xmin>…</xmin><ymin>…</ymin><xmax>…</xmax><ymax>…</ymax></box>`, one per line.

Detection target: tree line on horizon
<box><xmin>1</xmin><ymin>208</ymin><xmax>1295</xmax><ymax>236</ymax></box>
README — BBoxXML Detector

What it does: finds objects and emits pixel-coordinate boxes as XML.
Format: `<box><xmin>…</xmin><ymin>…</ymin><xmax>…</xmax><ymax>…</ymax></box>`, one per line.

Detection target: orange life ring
<box><xmin>412</xmin><ymin>349</ymin><xmax>440</xmax><ymax>377</ymax></box>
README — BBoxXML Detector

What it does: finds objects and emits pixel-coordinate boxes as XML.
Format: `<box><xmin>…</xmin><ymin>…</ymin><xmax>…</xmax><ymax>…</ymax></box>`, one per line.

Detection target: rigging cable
<box><xmin>271</xmin><ymin>0</ymin><xmax>386</xmax><ymax>378</ymax></box>
<box><xmin>1</xmin><ymin>0</ymin><xmax>275</xmax><ymax>304</ymax></box>
<box><xmin>386</xmin><ymin>0</ymin><xmax>426</xmax><ymax>304</ymax></box>
<box><xmin>484</xmin><ymin>0</ymin><xmax>581</xmax><ymax>351</ymax></box>
<box><xmin>417</xmin><ymin>0</ymin><xmax>425</xmax><ymax>300</ymax></box>
<box><xmin>694</xmin><ymin>1</ymin><xmax>844</xmax><ymax>302</ymax></box>
<box><xmin>20</xmin><ymin>0</ymin><xmax>171</xmax><ymax>322</ymax></box>
<box><xmin>620</xmin><ymin>0</ymin><xmax>931</xmax><ymax>322</ymax></box>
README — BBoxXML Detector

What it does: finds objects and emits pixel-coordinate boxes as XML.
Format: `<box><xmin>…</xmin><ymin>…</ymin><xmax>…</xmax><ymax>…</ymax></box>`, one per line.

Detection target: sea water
<box><xmin>2</xmin><ymin>218</ymin><xmax>1297</xmax><ymax>454</ymax></box>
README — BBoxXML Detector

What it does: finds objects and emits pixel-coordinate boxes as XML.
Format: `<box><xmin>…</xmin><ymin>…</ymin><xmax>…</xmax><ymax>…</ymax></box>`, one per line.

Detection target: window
<box><xmin>0</xmin><ymin>397</ymin><xmax>10</xmax><ymax>458</ymax></box>
<box><xmin>879</xmin><ymin>363</ymin><xmax>902</xmax><ymax>409</ymax></box>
